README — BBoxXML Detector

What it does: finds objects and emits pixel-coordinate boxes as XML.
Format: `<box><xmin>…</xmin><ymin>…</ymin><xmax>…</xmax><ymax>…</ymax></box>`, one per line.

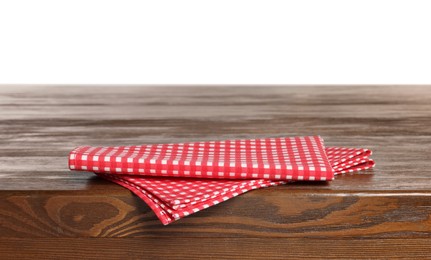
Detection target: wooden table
<box><xmin>1</xmin><ymin>86</ymin><xmax>430</xmax><ymax>259</ymax></box>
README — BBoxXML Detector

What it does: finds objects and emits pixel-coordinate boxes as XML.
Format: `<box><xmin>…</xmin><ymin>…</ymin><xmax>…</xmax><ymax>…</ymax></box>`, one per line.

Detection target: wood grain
<box><xmin>1</xmin><ymin>238</ymin><xmax>430</xmax><ymax>259</ymax></box>
<box><xmin>1</xmin><ymin>85</ymin><xmax>430</xmax><ymax>258</ymax></box>
<box><xmin>1</xmin><ymin>190</ymin><xmax>431</xmax><ymax>238</ymax></box>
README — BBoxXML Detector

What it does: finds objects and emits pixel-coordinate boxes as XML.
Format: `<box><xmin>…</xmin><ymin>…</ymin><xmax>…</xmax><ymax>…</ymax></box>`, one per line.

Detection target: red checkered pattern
<box><xmin>99</xmin><ymin>174</ymin><xmax>283</xmax><ymax>224</ymax></box>
<box><xmin>69</xmin><ymin>136</ymin><xmax>333</xmax><ymax>181</ymax></box>
<box><xmin>326</xmin><ymin>147</ymin><xmax>374</xmax><ymax>174</ymax></box>
<box><xmin>68</xmin><ymin>136</ymin><xmax>375</xmax><ymax>225</ymax></box>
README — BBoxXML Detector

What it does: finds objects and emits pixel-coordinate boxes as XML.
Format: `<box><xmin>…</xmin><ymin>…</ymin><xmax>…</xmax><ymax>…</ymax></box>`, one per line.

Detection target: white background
<box><xmin>0</xmin><ymin>0</ymin><xmax>430</xmax><ymax>84</ymax></box>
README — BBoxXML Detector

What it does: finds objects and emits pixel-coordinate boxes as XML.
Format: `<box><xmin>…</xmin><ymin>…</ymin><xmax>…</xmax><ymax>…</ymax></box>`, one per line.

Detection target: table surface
<box><xmin>1</xmin><ymin>85</ymin><xmax>430</xmax><ymax>259</ymax></box>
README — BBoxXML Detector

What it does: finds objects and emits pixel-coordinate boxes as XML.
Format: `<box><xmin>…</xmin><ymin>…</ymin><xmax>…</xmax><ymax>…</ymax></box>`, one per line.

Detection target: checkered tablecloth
<box><xmin>69</xmin><ymin>136</ymin><xmax>374</xmax><ymax>225</ymax></box>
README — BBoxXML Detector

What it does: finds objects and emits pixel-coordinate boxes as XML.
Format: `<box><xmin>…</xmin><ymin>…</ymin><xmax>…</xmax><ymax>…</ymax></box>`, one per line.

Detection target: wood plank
<box><xmin>0</xmin><ymin>86</ymin><xmax>430</xmax><ymax>192</ymax></box>
<box><xmin>1</xmin><ymin>238</ymin><xmax>430</xmax><ymax>259</ymax></box>
<box><xmin>1</xmin><ymin>187</ymin><xmax>431</xmax><ymax>238</ymax></box>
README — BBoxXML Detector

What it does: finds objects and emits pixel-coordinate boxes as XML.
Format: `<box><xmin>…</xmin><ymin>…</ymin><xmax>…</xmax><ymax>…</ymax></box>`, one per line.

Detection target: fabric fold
<box><xmin>69</xmin><ymin>136</ymin><xmax>375</xmax><ymax>225</ymax></box>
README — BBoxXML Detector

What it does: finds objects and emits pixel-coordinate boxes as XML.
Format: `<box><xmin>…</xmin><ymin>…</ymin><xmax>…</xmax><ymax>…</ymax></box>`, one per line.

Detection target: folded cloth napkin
<box><xmin>69</xmin><ymin>136</ymin><xmax>375</xmax><ymax>225</ymax></box>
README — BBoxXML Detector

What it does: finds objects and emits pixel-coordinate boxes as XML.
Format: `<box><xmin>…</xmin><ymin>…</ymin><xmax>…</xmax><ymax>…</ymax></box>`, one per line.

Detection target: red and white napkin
<box><xmin>69</xmin><ymin>136</ymin><xmax>374</xmax><ymax>225</ymax></box>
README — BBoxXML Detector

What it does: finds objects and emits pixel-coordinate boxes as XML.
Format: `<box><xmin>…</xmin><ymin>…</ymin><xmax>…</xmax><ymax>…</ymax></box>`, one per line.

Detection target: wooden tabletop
<box><xmin>1</xmin><ymin>85</ymin><xmax>430</xmax><ymax>259</ymax></box>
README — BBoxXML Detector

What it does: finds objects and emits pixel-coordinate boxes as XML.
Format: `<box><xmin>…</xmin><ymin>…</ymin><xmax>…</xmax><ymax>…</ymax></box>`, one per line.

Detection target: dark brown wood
<box><xmin>1</xmin><ymin>85</ymin><xmax>431</xmax><ymax>258</ymax></box>
<box><xmin>1</xmin><ymin>238</ymin><xmax>430</xmax><ymax>259</ymax></box>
